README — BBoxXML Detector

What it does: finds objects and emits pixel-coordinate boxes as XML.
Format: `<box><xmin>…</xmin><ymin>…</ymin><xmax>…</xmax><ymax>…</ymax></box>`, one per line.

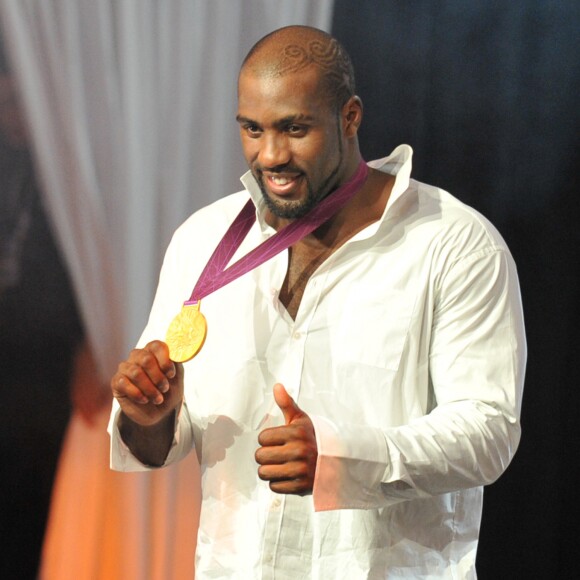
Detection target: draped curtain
<box><xmin>0</xmin><ymin>1</ymin><xmax>333</xmax><ymax>578</ymax></box>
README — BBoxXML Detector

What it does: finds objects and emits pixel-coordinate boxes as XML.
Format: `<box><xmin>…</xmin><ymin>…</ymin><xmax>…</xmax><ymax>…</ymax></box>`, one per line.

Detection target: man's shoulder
<box><xmin>174</xmin><ymin>190</ymin><xmax>252</xmax><ymax>239</ymax></box>
<box><xmin>411</xmin><ymin>179</ymin><xmax>510</xmax><ymax>256</ymax></box>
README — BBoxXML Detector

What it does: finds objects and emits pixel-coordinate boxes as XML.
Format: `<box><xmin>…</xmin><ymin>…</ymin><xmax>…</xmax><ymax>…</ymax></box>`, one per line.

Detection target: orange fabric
<box><xmin>40</xmin><ymin>409</ymin><xmax>200</xmax><ymax>580</ymax></box>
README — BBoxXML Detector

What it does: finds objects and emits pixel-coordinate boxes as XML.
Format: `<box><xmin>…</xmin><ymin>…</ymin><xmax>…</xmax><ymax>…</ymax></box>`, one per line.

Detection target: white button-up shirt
<box><xmin>110</xmin><ymin>145</ymin><xmax>526</xmax><ymax>579</ymax></box>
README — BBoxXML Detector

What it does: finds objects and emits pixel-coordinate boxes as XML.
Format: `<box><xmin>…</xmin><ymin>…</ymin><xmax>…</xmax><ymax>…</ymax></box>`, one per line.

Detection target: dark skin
<box><xmin>255</xmin><ymin>383</ymin><xmax>318</xmax><ymax>495</ymax></box>
<box><xmin>112</xmin><ymin>341</ymin><xmax>182</xmax><ymax>466</ymax></box>
<box><xmin>111</xmin><ymin>27</ymin><xmax>394</xmax><ymax>493</ymax></box>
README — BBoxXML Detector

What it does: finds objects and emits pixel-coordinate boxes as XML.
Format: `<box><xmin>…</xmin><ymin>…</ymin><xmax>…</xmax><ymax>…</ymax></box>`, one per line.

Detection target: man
<box><xmin>109</xmin><ymin>26</ymin><xmax>526</xmax><ymax>578</ymax></box>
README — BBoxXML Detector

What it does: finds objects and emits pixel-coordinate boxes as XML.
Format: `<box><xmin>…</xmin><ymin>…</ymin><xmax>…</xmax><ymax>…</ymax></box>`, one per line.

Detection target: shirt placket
<box><xmin>261</xmin><ymin>267</ymin><xmax>327</xmax><ymax>576</ymax></box>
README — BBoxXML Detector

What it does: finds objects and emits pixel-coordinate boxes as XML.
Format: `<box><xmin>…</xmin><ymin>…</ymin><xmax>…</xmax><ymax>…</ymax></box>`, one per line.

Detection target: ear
<box><xmin>342</xmin><ymin>95</ymin><xmax>363</xmax><ymax>138</ymax></box>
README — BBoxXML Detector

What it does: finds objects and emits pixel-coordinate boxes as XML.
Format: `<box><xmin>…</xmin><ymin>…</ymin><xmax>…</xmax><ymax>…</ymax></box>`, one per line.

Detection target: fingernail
<box><xmin>154</xmin><ymin>394</ymin><xmax>164</xmax><ymax>405</ymax></box>
<box><xmin>159</xmin><ymin>380</ymin><xmax>169</xmax><ymax>393</ymax></box>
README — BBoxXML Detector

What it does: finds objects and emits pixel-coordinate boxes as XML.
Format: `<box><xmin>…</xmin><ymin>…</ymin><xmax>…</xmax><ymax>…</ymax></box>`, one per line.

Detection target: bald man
<box><xmin>109</xmin><ymin>26</ymin><xmax>525</xmax><ymax>579</ymax></box>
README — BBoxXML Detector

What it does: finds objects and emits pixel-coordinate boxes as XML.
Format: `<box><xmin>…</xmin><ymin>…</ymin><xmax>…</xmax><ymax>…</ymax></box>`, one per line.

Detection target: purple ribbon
<box><xmin>185</xmin><ymin>159</ymin><xmax>369</xmax><ymax>304</ymax></box>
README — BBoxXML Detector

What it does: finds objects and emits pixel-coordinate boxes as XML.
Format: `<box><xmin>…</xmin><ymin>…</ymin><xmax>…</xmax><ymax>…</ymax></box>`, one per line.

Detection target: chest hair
<box><xmin>276</xmin><ymin>169</ymin><xmax>394</xmax><ymax>320</ymax></box>
<box><xmin>278</xmin><ymin>245</ymin><xmax>332</xmax><ymax>320</ymax></box>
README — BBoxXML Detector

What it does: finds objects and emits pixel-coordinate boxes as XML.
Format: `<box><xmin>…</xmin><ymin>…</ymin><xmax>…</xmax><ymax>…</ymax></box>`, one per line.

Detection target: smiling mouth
<box><xmin>264</xmin><ymin>172</ymin><xmax>302</xmax><ymax>196</ymax></box>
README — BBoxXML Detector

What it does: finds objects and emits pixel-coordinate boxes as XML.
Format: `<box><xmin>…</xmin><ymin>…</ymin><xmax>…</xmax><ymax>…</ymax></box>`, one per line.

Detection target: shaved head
<box><xmin>241</xmin><ymin>25</ymin><xmax>356</xmax><ymax>112</ymax></box>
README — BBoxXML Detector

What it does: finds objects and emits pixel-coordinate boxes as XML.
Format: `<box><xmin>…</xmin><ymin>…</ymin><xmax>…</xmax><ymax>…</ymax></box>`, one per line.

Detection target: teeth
<box><xmin>271</xmin><ymin>176</ymin><xmax>292</xmax><ymax>185</ymax></box>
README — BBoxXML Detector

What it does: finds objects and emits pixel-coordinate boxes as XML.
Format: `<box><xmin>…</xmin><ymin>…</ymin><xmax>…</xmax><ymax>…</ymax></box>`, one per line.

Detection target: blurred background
<box><xmin>0</xmin><ymin>1</ymin><xmax>577</xmax><ymax>579</ymax></box>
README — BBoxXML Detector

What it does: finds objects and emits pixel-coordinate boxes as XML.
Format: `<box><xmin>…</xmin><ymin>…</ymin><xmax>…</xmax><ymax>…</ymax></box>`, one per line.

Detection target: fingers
<box><xmin>111</xmin><ymin>340</ymin><xmax>176</xmax><ymax>406</ymax></box>
<box><xmin>257</xmin><ymin>461</ymin><xmax>313</xmax><ymax>495</ymax></box>
<box><xmin>143</xmin><ymin>340</ymin><xmax>176</xmax><ymax>382</ymax></box>
<box><xmin>255</xmin><ymin>444</ymin><xmax>316</xmax><ymax>496</ymax></box>
<box><xmin>255</xmin><ymin>385</ymin><xmax>318</xmax><ymax>495</ymax></box>
<box><xmin>273</xmin><ymin>383</ymin><xmax>303</xmax><ymax>425</ymax></box>
<box><xmin>257</xmin><ymin>423</ymin><xmax>311</xmax><ymax>447</ymax></box>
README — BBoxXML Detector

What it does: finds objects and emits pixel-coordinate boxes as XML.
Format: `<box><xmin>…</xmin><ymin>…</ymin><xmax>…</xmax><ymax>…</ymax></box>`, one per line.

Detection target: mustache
<box><xmin>252</xmin><ymin>163</ymin><xmax>303</xmax><ymax>175</ymax></box>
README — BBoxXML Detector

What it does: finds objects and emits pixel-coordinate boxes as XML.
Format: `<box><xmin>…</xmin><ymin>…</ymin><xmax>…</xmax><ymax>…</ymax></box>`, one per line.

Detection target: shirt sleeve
<box><xmin>311</xmin><ymin>245</ymin><xmax>526</xmax><ymax>511</ymax></box>
<box><xmin>108</xmin><ymin>398</ymin><xmax>195</xmax><ymax>471</ymax></box>
<box><xmin>107</xmin><ymin>222</ymin><xmax>198</xmax><ymax>472</ymax></box>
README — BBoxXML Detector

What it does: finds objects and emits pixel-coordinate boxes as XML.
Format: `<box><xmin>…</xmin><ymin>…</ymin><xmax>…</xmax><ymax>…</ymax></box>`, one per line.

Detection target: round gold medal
<box><xmin>165</xmin><ymin>303</ymin><xmax>207</xmax><ymax>363</ymax></box>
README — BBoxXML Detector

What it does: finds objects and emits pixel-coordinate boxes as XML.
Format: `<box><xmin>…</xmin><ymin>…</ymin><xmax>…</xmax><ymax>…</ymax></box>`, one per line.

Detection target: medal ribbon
<box><xmin>185</xmin><ymin>159</ymin><xmax>369</xmax><ymax>305</ymax></box>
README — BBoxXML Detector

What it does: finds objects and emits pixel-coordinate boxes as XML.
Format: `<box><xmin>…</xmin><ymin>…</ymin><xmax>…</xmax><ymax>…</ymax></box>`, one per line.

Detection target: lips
<box><xmin>263</xmin><ymin>172</ymin><xmax>302</xmax><ymax>196</ymax></box>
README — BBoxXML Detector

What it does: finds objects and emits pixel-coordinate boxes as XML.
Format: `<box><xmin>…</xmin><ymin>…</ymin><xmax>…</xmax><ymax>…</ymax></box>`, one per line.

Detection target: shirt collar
<box><xmin>368</xmin><ymin>144</ymin><xmax>413</xmax><ymax>210</ymax></box>
<box><xmin>239</xmin><ymin>144</ymin><xmax>414</xmax><ymax>235</ymax></box>
<box><xmin>240</xmin><ymin>165</ymin><xmax>274</xmax><ymax>234</ymax></box>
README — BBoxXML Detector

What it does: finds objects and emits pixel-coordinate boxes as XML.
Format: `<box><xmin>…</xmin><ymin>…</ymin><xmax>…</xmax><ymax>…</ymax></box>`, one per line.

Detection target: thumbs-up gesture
<box><xmin>255</xmin><ymin>383</ymin><xmax>318</xmax><ymax>495</ymax></box>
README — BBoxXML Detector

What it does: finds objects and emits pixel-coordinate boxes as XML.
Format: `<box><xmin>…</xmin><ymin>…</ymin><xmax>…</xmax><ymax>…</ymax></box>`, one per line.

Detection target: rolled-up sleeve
<box><xmin>108</xmin><ymin>399</ymin><xmax>195</xmax><ymax>472</ymax></box>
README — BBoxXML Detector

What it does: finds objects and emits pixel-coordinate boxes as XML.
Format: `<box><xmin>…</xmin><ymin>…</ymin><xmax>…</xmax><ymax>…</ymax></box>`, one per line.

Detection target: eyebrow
<box><xmin>235</xmin><ymin>113</ymin><xmax>315</xmax><ymax>127</ymax></box>
<box><xmin>235</xmin><ymin>115</ymin><xmax>254</xmax><ymax>125</ymax></box>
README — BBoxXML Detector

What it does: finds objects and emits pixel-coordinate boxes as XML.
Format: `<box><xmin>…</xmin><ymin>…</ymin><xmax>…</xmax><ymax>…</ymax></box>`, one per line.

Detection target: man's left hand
<box><xmin>255</xmin><ymin>383</ymin><xmax>318</xmax><ymax>495</ymax></box>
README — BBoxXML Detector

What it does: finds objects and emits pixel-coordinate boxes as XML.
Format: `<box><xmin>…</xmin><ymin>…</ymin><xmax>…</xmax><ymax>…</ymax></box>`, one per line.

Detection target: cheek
<box><xmin>239</xmin><ymin>136</ymin><xmax>258</xmax><ymax>162</ymax></box>
<box><xmin>292</xmin><ymin>138</ymin><xmax>327</xmax><ymax>165</ymax></box>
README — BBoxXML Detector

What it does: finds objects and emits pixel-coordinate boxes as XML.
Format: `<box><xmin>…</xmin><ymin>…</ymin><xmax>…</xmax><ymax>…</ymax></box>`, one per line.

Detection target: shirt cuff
<box><xmin>311</xmin><ymin>414</ymin><xmax>394</xmax><ymax>512</ymax></box>
<box><xmin>108</xmin><ymin>400</ymin><xmax>192</xmax><ymax>472</ymax></box>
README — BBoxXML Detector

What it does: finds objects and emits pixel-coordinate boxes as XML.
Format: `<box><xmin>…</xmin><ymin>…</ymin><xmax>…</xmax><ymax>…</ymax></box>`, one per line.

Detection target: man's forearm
<box><xmin>118</xmin><ymin>410</ymin><xmax>176</xmax><ymax>467</ymax></box>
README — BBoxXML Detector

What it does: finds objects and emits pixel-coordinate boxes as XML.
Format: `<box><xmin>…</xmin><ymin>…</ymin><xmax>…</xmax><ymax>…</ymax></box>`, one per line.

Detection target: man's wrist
<box><xmin>118</xmin><ymin>410</ymin><xmax>176</xmax><ymax>467</ymax></box>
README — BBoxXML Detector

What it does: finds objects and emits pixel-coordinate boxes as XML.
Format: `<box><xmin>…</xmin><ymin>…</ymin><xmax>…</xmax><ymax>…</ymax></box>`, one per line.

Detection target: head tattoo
<box><xmin>241</xmin><ymin>26</ymin><xmax>356</xmax><ymax>112</ymax></box>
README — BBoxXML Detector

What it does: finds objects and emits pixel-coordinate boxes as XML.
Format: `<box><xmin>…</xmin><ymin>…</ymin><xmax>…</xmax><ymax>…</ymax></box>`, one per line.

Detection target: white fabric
<box><xmin>0</xmin><ymin>1</ymin><xmax>334</xmax><ymax>578</ymax></box>
<box><xmin>110</xmin><ymin>145</ymin><xmax>526</xmax><ymax>579</ymax></box>
<box><xmin>0</xmin><ymin>0</ymin><xmax>334</xmax><ymax>374</ymax></box>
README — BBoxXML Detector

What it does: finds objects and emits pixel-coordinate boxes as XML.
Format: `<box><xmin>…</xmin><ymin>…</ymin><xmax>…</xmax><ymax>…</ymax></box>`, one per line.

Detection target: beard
<box><xmin>256</xmin><ymin>160</ymin><xmax>342</xmax><ymax>220</ymax></box>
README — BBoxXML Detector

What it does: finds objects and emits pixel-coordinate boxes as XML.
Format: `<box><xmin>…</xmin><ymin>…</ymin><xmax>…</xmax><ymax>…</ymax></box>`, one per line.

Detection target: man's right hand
<box><xmin>111</xmin><ymin>340</ymin><xmax>184</xmax><ymax>427</ymax></box>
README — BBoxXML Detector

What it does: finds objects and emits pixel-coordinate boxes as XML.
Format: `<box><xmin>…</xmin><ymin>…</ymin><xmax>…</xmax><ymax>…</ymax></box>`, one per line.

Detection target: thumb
<box><xmin>273</xmin><ymin>383</ymin><xmax>302</xmax><ymax>425</ymax></box>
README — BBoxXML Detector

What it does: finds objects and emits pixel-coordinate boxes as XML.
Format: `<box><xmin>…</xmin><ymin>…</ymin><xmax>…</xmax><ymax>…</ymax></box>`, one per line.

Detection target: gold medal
<box><xmin>165</xmin><ymin>302</ymin><xmax>207</xmax><ymax>362</ymax></box>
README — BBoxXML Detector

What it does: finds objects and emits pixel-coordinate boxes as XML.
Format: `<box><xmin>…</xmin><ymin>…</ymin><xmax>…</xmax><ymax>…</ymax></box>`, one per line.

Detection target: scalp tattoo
<box><xmin>277</xmin><ymin>39</ymin><xmax>354</xmax><ymax>106</ymax></box>
<box><xmin>242</xmin><ymin>28</ymin><xmax>356</xmax><ymax>109</ymax></box>
<box><xmin>279</xmin><ymin>40</ymin><xmax>342</xmax><ymax>75</ymax></box>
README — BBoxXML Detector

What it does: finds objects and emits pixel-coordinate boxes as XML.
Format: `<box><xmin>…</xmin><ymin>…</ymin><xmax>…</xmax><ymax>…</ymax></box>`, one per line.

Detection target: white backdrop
<box><xmin>0</xmin><ymin>1</ymin><xmax>333</xmax><ymax>578</ymax></box>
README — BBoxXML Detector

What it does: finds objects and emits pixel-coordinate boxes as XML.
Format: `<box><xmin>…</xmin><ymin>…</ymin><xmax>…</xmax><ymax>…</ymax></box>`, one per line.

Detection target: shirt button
<box><xmin>293</xmin><ymin>331</ymin><xmax>302</xmax><ymax>340</ymax></box>
<box><xmin>271</xmin><ymin>497</ymin><xmax>282</xmax><ymax>509</ymax></box>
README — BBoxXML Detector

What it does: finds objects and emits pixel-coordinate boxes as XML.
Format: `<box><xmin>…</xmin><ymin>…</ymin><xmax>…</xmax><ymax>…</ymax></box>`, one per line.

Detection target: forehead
<box><xmin>237</xmin><ymin>68</ymin><xmax>329</xmax><ymax>120</ymax></box>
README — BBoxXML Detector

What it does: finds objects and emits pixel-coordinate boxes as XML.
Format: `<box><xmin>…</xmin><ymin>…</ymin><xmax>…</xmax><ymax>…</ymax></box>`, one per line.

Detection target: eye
<box><xmin>286</xmin><ymin>124</ymin><xmax>307</xmax><ymax>136</ymax></box>
<box><xmin>243</xmin><ymin>123</ymin><xmax>262</xmax><ymax>138</ymax></box>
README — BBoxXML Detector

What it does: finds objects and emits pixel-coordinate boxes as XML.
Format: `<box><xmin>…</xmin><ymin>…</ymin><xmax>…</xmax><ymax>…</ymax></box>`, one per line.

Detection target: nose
<box><xmin>257</xmin><ymin>132</ymin><xmax>290</xmax><ymax>169</ymax></box>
